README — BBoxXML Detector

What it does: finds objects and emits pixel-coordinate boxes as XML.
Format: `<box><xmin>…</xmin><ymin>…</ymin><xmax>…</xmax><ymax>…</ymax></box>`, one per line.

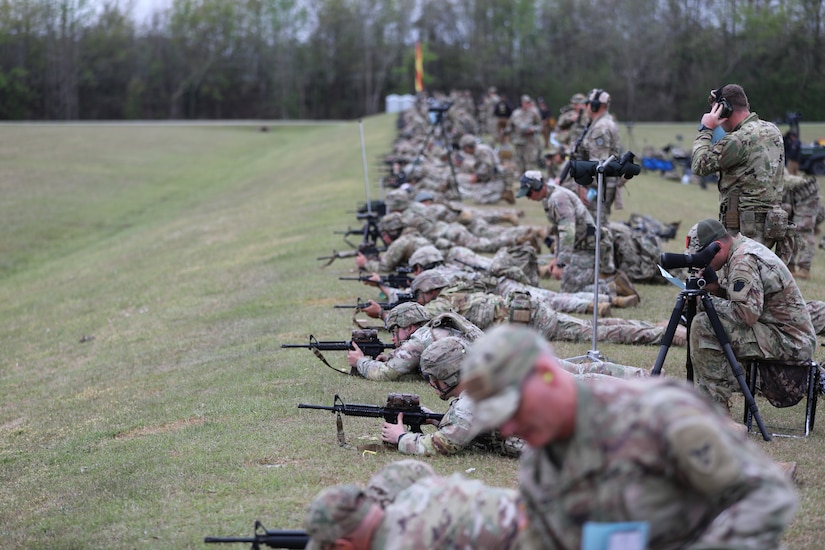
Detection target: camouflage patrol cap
<box><xmin>520</xmin><ymin>94</ymin><xmax>533</xmax><ymax>104</ymax></box>
<box><xmin>365</xmin><ymin>459</ymin><xmax>436</xmax><ymax>508</ymax></box>
<box><xmin>378</xmin><ymin>211</ymin><xmax>405</xmax><ymax>233</ymax></box>
<box><xmin>462</xmin><ymin>325</ymin><xmax>552</xmax><ymax>431</ymax></box>
<box><xmin>408</xmin><ymin>245</ymin><xmax>444</xmax><ymax>268</ymax></box>
<box><xmin>569</xmin><ymin>93</ymin><xmax>587</xmax><ymax>104</ymax></box>
<box><xmin>304</xmin><ymin>484</ymin><xmax>372</xmax><ymax>550</ymax></box>
<box><xmin>686</xmin><ymin>219</ymin><xmax>727</xmax><ymax>253</ymax></box>
<box><xmin>516</xmin><ymin>170</ymin><xmax>544</xmax><ymax>198</ymax></box>
<box><xmin>410</xmin><ymin>270</ymin><xmax>449</xmax><ymax>295</ymax></box>
<box><xmin>459</xmin><ymin>134</ymin><xmax>478</xmax><ymax>149</ymax></box>
<box><xmin>384</xmin><ymin>301</ymin><xmax>431</xmax><ymax>331</ymax></box>
<box><xmin>384</xmin><ymin>189</ymin><xmax>411</xmax><ymax>212</ymax></box>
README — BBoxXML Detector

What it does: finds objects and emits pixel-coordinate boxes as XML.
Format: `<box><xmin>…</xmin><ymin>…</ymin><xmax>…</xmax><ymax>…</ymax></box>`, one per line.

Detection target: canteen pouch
<box><xmin>764</xmin><ymin>206</ymin><xmax>789</xmax><ymax>240</ymax></box>
<box><xmin>508</xmin><ymin>291</ymin><xmax>533</xmax><ymax>324</ymax></box>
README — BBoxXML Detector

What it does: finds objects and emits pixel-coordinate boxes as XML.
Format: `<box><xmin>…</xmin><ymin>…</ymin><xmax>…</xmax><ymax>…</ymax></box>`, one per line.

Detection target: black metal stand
<box><xmin>650</xmin><ymin>271</ymin><xmax>771</xmax><ymax>441</ymax></box>
<box><xmin>409</xmin><ymin>108</ymin><xmax>460</xmax><ymax>198</ymax></box>
<box><xmin>566</xmin><ymin>157</ymin><xmax>614</xmax><ymax>364</ymax></box>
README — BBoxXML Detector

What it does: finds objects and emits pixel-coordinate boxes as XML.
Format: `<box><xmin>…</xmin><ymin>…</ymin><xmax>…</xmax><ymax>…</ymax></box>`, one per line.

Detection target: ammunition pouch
<box><xmin>508</xmin><ymin>290</ymin><xmax>534</xmax><ymax>324</ymax></box>
<box><xmin>739</xmin><ymin>210</ymin><xmax>757</xmax><ymax>237</ymax></box>
<box><xmin>721</xmin><ymin>192</ymin><xmax>740</xmax><ymax>231</ymax></box>
<box><xmin>764</xmin><ymin>206</ymin><xmax>790</xmax><ymax>240</ymax></box>
<box><xmin>575</xmin><ymin>224</ymin><xmax>598</xmax><ymax>251</ymax></box>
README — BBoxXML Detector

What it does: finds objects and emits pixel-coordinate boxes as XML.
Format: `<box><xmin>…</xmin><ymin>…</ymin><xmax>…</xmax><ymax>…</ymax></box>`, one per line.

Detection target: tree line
<box><xmin>0</xmin><ymin>0</ymin><xmax>823</xmax><ymax>123</ymax></box>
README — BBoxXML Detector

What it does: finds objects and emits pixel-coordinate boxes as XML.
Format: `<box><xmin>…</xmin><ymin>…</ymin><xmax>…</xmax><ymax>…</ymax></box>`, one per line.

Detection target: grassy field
<box><xmin>1</xmin><ymin>116</ymin><xmax>825</xmax><ymax>548</ymax></box>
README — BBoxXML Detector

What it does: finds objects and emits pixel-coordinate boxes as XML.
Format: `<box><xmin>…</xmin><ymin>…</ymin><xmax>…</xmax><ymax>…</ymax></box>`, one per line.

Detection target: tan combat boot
<box><xmin>503</xmin><ymin>211</ymin><xmax>520</xmax><ymax>226</ymax></box>
<box><xmin>612</xmin><ymin>270</ymin><xmax>640</xmax><ymax>299</ymax></box>
<box><xmin>611</xmin><ymin>295</ymin><xmax>640</xmax><ymax>308</ymax></box>
<box><xmin>585</xmin><ymin>302</ymin><xmax>612</xmax><ymax>317</ymax></box>
<box><xmin>538</xmin><ymin>263</ymin><xmax>552</xmax><ymax>278</ymax></box>
<box><xmin>500</xmin><ymin>189</ymin><xmax>516</xmax><ymax>205</ymax></box>
<box><xmin>795</xmin><ymin>267</ymin><xmax>811</xmax><ymax>280</ymax></box>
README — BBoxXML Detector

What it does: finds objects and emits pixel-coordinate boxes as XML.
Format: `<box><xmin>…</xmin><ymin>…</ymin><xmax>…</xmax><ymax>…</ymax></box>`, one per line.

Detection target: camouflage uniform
<box><xmin>541</xmin><ymin>183</ymin><xmax>616</xmax><ymax>293</ymax></box>
<box><xmin>505</xmin><ymin>97</ymin><xmax>543</xmax><ymax>175</ymax></box>
<box><xmin>402</xmin><ymin>208</ymin><xmax>532</xmax><ymax>254</ymax></box>
<box><xmin>362</xmin><ymin>231</ymin><xmax>433</xmax><ymax>274</ymax></box>
<box><xmin>424</xmin><ymin>283</ymin><xmax>668</xmax><ymax>347</ymax></box>
<box><xmin>456</xmin><ymin>140</ymin><xmax>508</xmax><ymax>204</ymax></box>
<box><xmin>496</xmin><ymin>276</ymin><xmax>611</xmax><ymax>315</ymax></box>
<box><xmin>480</xmin><ymin>88</ymin><xmax>501</xmax><ymax>137</ymax></box>
<box><xmin>554</xmin><ymin>94</ymin><xmax>589</xmax><ymax>152</ymax></box>
<box><xmin>580</xmin><ymin>109</ymin><xmax>621</xmax><ymax>223</ymax></box>
<box><xmin>690</xmin><ymin>234</ymin><xmax>816</xmax><ymax>407</ymax></box>
<box><xmin>517</xmin><ymin>377</ymin><xmax>797</xmax><ymax>550</ymax></box>
<box><xmin>372</xmin><ymin>473</ymin><xmax>526</xmax><ymax>549</ymax></box>
<box><xmin>807</xmin><ymin>300</ymin><xmax>825</xmax><ymax>335</ymax></box>
<box><xmin>609</xmin><ymin>220</ymin><xmax>664</xmax><ymax>283</ymax></box>
<box><xmin>691</xmin><ymin>112</ymin><xmax>787</xmax><ymax>254</ymax></box>
<box><xmin>781</xmin><ymin>170</ymin><xmax>820</xmax><ymax>276</ymax></box>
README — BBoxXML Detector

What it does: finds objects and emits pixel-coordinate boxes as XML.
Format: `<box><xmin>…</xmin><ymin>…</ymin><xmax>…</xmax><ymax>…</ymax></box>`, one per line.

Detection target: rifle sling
<box><xmin>311</xmin><ymin>348</ymin><xmax>351</xmax><ymax>374</ymax></box>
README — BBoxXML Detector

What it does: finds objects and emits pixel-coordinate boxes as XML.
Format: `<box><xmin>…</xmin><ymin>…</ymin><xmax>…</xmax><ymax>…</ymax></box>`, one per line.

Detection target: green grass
<box><xmin>1</xmin><ymin>118</ymin><xmax>825</xmax><ymax>548</ymax></box>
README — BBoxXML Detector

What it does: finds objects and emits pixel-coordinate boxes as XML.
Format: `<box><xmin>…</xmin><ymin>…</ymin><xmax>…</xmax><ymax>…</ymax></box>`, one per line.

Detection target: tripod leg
<box><xmin>700</xmin><ymin>294</ymin><xmax>772</xmax><ymax>441</ymax></box>
<box><xmin>651</xmin><ymin>292</ymin><xmax>688</xmax><ymax>375</ymax></box>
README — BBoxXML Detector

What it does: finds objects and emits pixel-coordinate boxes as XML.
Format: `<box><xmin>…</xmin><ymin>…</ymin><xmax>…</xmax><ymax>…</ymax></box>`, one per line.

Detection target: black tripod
<box><xmin>409</xmin><ymin>101</ymin><xmax>460</xmax><ymax>198</ymax></box>
<box><xmin>651</xmin><ymin>268</ymin><xmax>771</xmax><ymax>441</ymax></box>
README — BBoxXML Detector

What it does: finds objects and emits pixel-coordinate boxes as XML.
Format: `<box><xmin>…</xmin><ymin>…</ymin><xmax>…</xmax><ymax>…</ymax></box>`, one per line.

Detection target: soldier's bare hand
<box><xmin>355</xmin><ymin>251</ymin><xmax>367</xmax><ymax>269</ymax></box>
<box><xmin>362</xmin><ymin>300</ymin><xmax>383</xmax><ymax>319</ymax></box>
<box><xmin>347</xmin><ymin>342</ymin><xmax>365</xmax><ymax>367</ymax></box>
<box><xmin>362</xmin><ymin>273</ymin><xmax>381</xmax><ymax>287</ymax></box>
<box><xmin>380</xmin><ymin>413</ymin><xmax>407</xmax><ymax>444</ymax></box>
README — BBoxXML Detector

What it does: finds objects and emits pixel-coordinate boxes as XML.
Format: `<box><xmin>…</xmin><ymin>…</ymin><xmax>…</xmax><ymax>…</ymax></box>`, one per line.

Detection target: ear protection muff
<box><xmin>712</xmin><ymin>86</ymin><xmax>733</xmax><ymax>118</ymax></box>
<box><xmin>588</xmin><ymin>89</ymin><xmax>608</xmax><ymax>113</ymax></box>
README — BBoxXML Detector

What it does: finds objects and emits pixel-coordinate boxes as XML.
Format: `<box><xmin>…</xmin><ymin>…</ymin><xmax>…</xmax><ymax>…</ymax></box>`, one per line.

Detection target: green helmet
<box><xmin>408</xmin><ymin>245</ymin><xmax>444</xmax><ymax>269</ymax></box>
<box><xmin>420</xmin><ymin>336</ymin><xmax>467</xmax><ymax>394</ymax></box>
<box><xmin>410</xmin><ymin>270</ymin><xmax>449</xmax><ymax>295</ymax></box>
<box><xmin>378</xmin><ymin>211</ymin><xmax>405</xmax><ymax>233</ymax></box>
<box><xmin>384</xmin><ymin>302</ymin><xmax>431</xmax><ymax>331</ymax></box>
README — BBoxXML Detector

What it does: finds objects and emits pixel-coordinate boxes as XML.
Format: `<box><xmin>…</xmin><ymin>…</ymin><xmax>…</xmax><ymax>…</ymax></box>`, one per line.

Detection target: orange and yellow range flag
<box><xmin>415</xmin><ymin>42</ymin><xmax>424</xmax><ymax>93</ymax></box>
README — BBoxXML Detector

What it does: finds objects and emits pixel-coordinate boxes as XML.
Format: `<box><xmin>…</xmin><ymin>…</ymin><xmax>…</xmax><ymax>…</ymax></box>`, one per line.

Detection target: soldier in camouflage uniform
<box><xmin>505</xmin><ymin>95</ymin><xmax>543</xmax><ymax>176</ymax></box>
<box><xmin>781</xmin><ymin>169</ymin><xmax>820</xmax><ymax>279</ymax></box>
<box><xmin>691</xmin><ymin>84</ymin><xmax>789</xmax><ymax>259</ymax></box>
<box><xmin>364</xmin><ymin>459</ymin><xmax>436</xmax><ymax>508</ymax></box>
<box><xmin>686</xmin><ymin>219</ymin><xmax>816</xmax><ymax>410</ymax></box>
<box><xmin>516</xmin><ymin>170</ymin><xmax>641</xmax><ymax>303</ymax></box>
<box><xmin>356</xmin><ymin>211</ymin><xmax>433</xmax><ymax>274</ymax></box>
<box><xmin>580</xmin><ymin>88</ymin><xmax>622</xmax><ymax>223</ymax></box>
<box><xmin>480</xmin><ymin>86</ymin><xmax>501</xmax><ymax>138</ymax></box>
<box><xmin>411</xmin><ymin>270</ymin><xmax>686</xmax><ymax>347</ymax></box>
<box><xmin>380</xmin><ymin>336</ymin><xmax>524</xmax><ymax>457</ymax></box>
<box><xmin>347</xmin><ymin>302</ymin><xmax>483</xmax><ymax>381</ymax></box>
<box><xmin>304</xmin><ymin>476</ymin><xmax>526</xmax><ymax>549</ymax></box>
<box><xmin>462</xmin><ymin>325</ymin><xmax>799</xmax><ymax>550</ymax></box>
<box><xmin>554</xmin><ymin>93</ymin><xmax>589</xmax><ymax>152</ymax></box>
<box><xmin>455</xmin><ymin>133</ymin><xmax>512</xmax><ymax>204</ymax></box>
<box><xmin>807</xmin><ymin>300</ymin><xmax>825</xmax><ymax>335</ymax></box>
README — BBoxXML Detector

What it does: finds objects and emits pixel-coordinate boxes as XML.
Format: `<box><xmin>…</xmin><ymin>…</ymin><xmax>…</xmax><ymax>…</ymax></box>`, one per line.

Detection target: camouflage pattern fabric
<box><xmin>456</xmin><ymin>141</ymin><xmax>507</xmax><ymax>204</ymax></box>
<box><xmin>364</xmin><ymin>459</ymin><xmax>436</xmax><ymax>508</ymax></box>
<box><xmin>782</xmin><ymin>171</ymin><xmax>820</xmax><ymax>271</ymax></box>
<box><xmin>806</xmin><ymin>299</ymin><xmax>825</xmax><ymax>335</ymax></box>
<box><xmin>363</xmin><ymin>231</ymin><xmax>433</xmax><ymax>274</ymax></box>
<box><xmin>555</xmin><ymin>106</ymin><xmax>589</xmax><ymax>152</ymax></box>
<box><xmin>518</xmin><ymin>377</ymin><xmax>798</xmax><ymax>550</ymax></box>
<box><xmin>355</xmin><ymin>324</ymin><xmax>463</xmax><ymax>381</ymax></box>
<box><xmin>689</xmin><ymin>234</ymin><xmax>816</xmax><ymax>407</ymax></box>
<box><xmin>424</xmin><ymin>285</ymin><xmax>666</xmax><ymax>346</ymax></box>
<box><xmin>371</xmin><ymin>473</ymin><xmax>526</xmax><ymax>549</ymax></box>
<box><xmin>691</xmin><ymin>112</ymin><xmax>785</xmax><ymax>254</ymax></box>
<box><xmin>609</xmin><ymin>220</ymin><xmax>663</xmax><ymax>282</ymax></box>
<box><xmin>496</xmin><ymin>276</ymin><xmax>609</xmax><ymax>315</ymax></box>
<box><xmin>505</xmin><ymin>106</ymin><xmax>542</xmax><ymax>175</ymax></box>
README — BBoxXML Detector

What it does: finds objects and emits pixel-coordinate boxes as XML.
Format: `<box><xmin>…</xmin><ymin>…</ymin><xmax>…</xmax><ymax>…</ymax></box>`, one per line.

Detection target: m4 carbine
<box><xmin>333</xmin><ymin>294</ymin><xmax>414</xmax><ymax>311</ymax></box>
<box><xmin>316</xmin><ymin>242</ymin><xmax>382</xmax><ymax>268</ymax></box>
<box><xmin>280</xmin><ymin>329</ymin><xmax>394</xmax><ymax>374</ymax></box>
<box><xmin>204</xmin><ymin>521</ymin><xmax>307</xmax><ymax>549</ymax></box>
<box><xmin>299</xmin><ymin>393</ymin><xmax>444</xmax><ymax>443</ymax></box>
<box><xmin>338</xmin><ymin>271</ymin><xmax>413</xmax><ymax>289</ymax></box>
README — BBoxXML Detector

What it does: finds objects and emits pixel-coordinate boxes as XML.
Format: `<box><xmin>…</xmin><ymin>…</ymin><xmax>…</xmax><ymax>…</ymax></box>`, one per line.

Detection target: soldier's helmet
<box><xmin>459</xmin><ymin>134</ymin><xmax>478</xmax><ymax>149</ymax></box>
<box><xmin>304</xmin><ymin>484</ymin><xmax>371</xmax><ymax>550</ymax></box>
<box><xmin>569</xmin><ymin>93</ymin><xmax>587</xmax><ymax>105</ymax></box>
<box><xmin>420</xmin><ymin>336</ymin><xmax>467</xmax><ymax>389</ymax></box>
<box><xmin>384</xmin><ymin>189</ymin><xmax>412</xmax><ymax>212</ymax></box>
<box><xmin>384</xmin><ymin>302</ymin><xmax>431</xmax><ymax>331</ymax></box>
<box><xmin>410</xmin><ymin>270</ymin><xmax>450</xmax><ymax>296</ymax></box>
<box><xmin>378</xmin><ymin>211</ymin><xmax>405</xmax><ymax>234</ymax></box>
<box><xmin>364</xmin><ymin>459</ymin><xmax>436</xmax><ymax>508</ymax></box>
<box><xmin>408</xmin><ymin>245</ymin><xmax>444</xmax><ymax>269</ymax></box>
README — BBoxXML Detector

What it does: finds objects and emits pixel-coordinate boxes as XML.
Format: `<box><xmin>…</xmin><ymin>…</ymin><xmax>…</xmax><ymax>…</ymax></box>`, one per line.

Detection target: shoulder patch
<box><xmin>729</xmin><ymin>278</ymin><xmax>751</xmax><ymax>300</ymax></box>
<box><xmin>667</xmin><ymin>418</ymin><xmax>741</xmax><ymax>494</ymax></box>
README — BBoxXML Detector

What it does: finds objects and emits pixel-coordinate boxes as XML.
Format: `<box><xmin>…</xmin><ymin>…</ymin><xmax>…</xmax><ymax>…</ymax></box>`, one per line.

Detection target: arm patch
<box><xmin>667</xmin><ymin>418</ymin><xmax>742</xmax><ymax>495</ymax></box>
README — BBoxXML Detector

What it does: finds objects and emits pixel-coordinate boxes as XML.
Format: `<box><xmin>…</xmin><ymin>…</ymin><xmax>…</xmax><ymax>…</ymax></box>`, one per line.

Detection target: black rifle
<box><xmin>333</xmin><ymin>294</ymin><xmax>414</xmax><ymax>311</ymax></box>
<box><xmin>558</xmin><ymin>120</ymin><xmax>591</xmax><ymax>184</ymax></box>
<box><xmin>453</xmin><ymin>258</ymin><xmax>490</xmax><ymax>272</ymax></box>
<box><xmin>205</xmin><ymin>521</ymin><xmax>307</xmax><ymax>549</ymax></box>
<box><xmin>317</xmin><ymin>242</ymin><xmax>382</xmax><ymax>268</ymax></box>
<box><xmin>338</xmin><ymin>271</ymin><xmax>413</xmax><ymax>289</ymax></box>
<box><xmin>280</xmin><ymin>329</ymin><xmax>394</xmax><ymax>374</ymax></box>
<box><xmin>299</xmin><ymin>393</ymin><xmax>444</xmax><ymax>447</ymax></box>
